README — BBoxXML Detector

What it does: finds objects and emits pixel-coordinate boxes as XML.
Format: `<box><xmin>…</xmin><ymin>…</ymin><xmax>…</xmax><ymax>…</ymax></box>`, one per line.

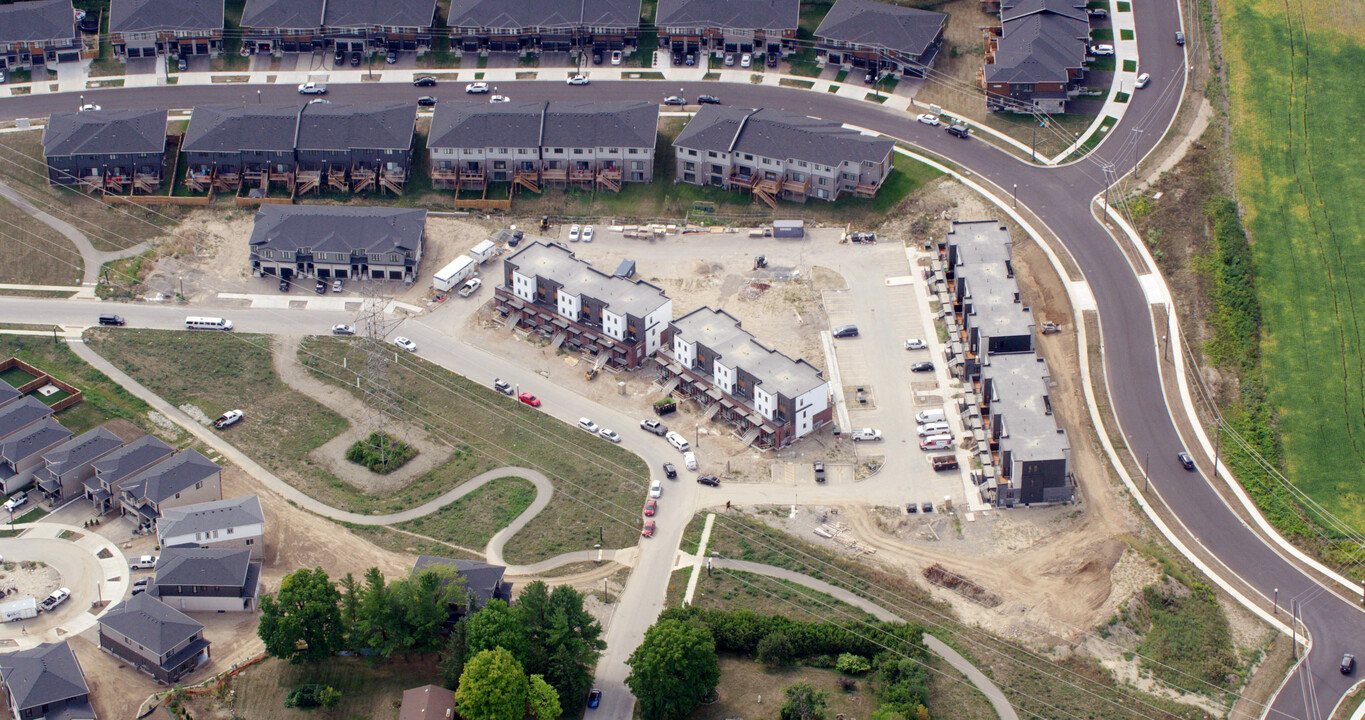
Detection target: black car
<box><xmin>663</xmin><ymin>96</ymin><xmax>686</xmax><ymax>106</ymax></box>
<box><xmin>315</xmin><ymin>280</ymin><xmax>327</xmax><ymax>294</ymax></box>
<box><xmin>697</xmin><ymin>475</ymin><xmax>720</xmax><ymax>487</ymax></box>
<box><xmin>1178</xmin><ymin>452</ymin><xmax>1196</xmax><ymax>471</ymax></box>
<box><xmin>672</xmin><ymin>51</ymin><xmax>683</xmax><ymax>66</ymax></box>
<box><xmin>417</xmin><ymin>96</ymin><xmax>437</xmax><ymax>106</ymax></box>
<box><xmin>593</xmin><ymin>51</ymin><xmax>603</xmax><ymax>65</ymax></box>
<box><xmin>663</xmin><ymin>462</ymin><xmax>677</xmax><ymax>479</ymax></box>
<box><xmin>413</xmin><ymin>76</ymin><xmax>437</xmax><ymax>87</ymax></box>
<box><xmin>278</xmin><ymin>278</ymin><xmax>290</xmax><ymax>292</ymax></box>
<box><xmin>350</xmin><ymin>51</ymin><xmax>361</xmax><ymax>67</ymax></box>
<box><xmin>386</xmin><ymin>49</ymin><xmax>398</xmax><ymax>64</ymax></box>
<box><xmin>1175</xmin><ymin>31</ymin><xmax>1185</xmax><ymax>45</ymax></box>
<box><xmin>685</xmin><ymin>53</ymin><xmax>696</xmax><ymax>66</ymax></box>
<box><xmin>922</xmin><ymin>501</ymin><xmax>934</xmax><ymax>513</ymax></box>
<box><xmin>98</xmin><ymin>314</ymin><xmax>126</xmax><ymax>326</ymax></box>
<box><xmin>832</xmin><ymin>325</ymin><xmax>859</xmax><ymax>338</ymax></box>
<box><xmin>697</xmin><ymin>94</ymin><xmax>721</xmax><ymax>104</ymax></box>
<box><xmin>334</xmin><ymin>48</ymin><xmax>345</xmax><ymax>65</ymax></box>
<box><xmin>865</xmin><ymin>70</ymin><xmax>878</xmax><ymax>84</ymax></box>
<box><xmin>911</xmin><ymin>361</ymin><xmax>934</xmax><ymax>372</ymax></box>
<box><xmin>767</xmin><ymin>52</ymin><xmax>779</xmax><ymax>67</ymax></box>
<box><xmin>946</xmin><ymin>124</ymin><xmax>970</xmax><ymax>139</ymax></box>
<box><xmin>1342</xmin><ymin>654</ymin><xmax>1356</xmax><ymax>675</ymax></box>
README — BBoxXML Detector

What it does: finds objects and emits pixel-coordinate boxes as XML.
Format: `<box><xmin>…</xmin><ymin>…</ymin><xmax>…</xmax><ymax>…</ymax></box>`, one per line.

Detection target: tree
<box><xmin>515</xmin><ymin>581</ymin><xmax>553</xmax><ymax>675</ymax></box>
<box><xmin>626</xmin><ymin>619</ymin><xmax>720</xmax><ymax>720</ymax></box>
<box><xmin>836</xmin><ymin>652</ymin><xmax>871</xmax><ymax>675</ymax></box>
<box><xmin>466</xmin><ymin>599</ymin><xmax>528</xmax><ymax>663</ymax></box>
<box><xmin>455</xmin><ymin>648</ymin><xmax>529</xmax><ymax>720</ymax></box>
<box><xmin>441</xmin><ymin>617</ymin><xmax>470</xmax><ymax>690</ymax></box>
<box><xmin>756</xmin><ymin>631</ymin><xmax>795</xmax><ymax>667</ymax></box>
<box><xmin>780</xmin><ymin>681</ymin><xmax>829</xmax><ymax>720</ymax></box>
<box><xmin>539</xmin><ymin>584</ymin><xmax>605</xmax><ymax>713</ymax></box>
<box><xmin>390</xmin><ymin>570</ymin><xmax>457</xmax><ymax>656</ymax></box>
<box><xmin>527</xmin><ymin>674</ymin><xmax>562</xmax><ymax>720</ymax></box>
<box><xmin>258</xmin><ymin>568</ymin><xmax>343</xmax><ymax>664</ymax></box>
<box><xmin>356</xmin><ymin>567</ymin><xmax>394</xmax><ymax>656</ymax></box>
<box><xmin>338</xmin><ymin>573</ymin><xmax>361</xmax><ymax>651</ymax></box>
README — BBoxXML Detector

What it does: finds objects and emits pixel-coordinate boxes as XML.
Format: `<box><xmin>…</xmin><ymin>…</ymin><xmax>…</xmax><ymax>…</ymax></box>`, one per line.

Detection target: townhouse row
<box><xmin>496</xmin><ymin>241</ymin><xmax>831</xmax><ymax>447</ymax></box>
<box><xmin>42</xmin><ymin>102</ymin><xmax>899</xmax><ymax>206</ymax></box>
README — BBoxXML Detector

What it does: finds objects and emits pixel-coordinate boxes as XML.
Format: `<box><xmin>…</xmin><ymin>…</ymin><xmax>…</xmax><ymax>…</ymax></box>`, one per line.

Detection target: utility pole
<box><xmin>1291</xmin><ymin>600</ymin><xmax>1298</xmax><ymax>658</ymax></box>
<box><xmin>358</xmin><ymin>286</ymin><xmax>405</xmax><ymax>468</ymax></box>
<box><xmin>1273</xmin><ymin>587</ymin><xmax>1278</xmax><ymax>614</ymax></box>
<box><xmin>1012</xmin><ymin>183</ymin><xmax>1017</xmax><ymax>209</ymax></box>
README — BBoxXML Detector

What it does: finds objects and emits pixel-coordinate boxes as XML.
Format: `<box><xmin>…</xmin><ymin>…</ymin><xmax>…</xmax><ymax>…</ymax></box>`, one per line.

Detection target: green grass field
<box><xmin>1219</xmin><ymin>0</ymin><xmax>1365</xmax><ymax>534</ymax></box>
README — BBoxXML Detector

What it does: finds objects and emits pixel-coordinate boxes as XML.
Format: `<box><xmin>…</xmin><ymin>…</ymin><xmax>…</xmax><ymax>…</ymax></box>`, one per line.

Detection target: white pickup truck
<box><xmin>39</xmin><ymin>588</ymin><xmax>70</xmax><ymax>612</ymax></box>
<box><xmin>458</xmin><ymin>278</ymin><xmax>482</xmax><ymax>297</ymax></box>
<box><xmin>129</xmin><ymin>555</ymin><xmax>158</xmax><ymax>570</ymax></box>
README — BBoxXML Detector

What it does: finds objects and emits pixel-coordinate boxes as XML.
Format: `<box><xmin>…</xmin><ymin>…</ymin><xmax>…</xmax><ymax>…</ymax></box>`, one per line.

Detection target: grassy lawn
<box><xmin>191</xmin><ymin>656</ymin><xmax>442</xmax><ymax>720</ymax></box>
<box><xmin>1123</xmin><ymin>58</ymin><xmax>1137</xmax><ymax>72</ymax></box>
<box><xmin>1091</xmin><ymin>28</ymin><xmax>1114</xmax><ymax>41</ymax></box>
<box><xmin>0</xmin><ymin>195</ymin><xmax>83</xmax><ymax>286</ymax></box>
<box><xmin>95</xmin><ymin>251</ymin><xmax>154</xmax><ymax>300</ymax></box>
<box><xmin>981</xmin><ymin>111</ymin><xmax>1096</xmax><ymax>160</ymax></box>
<box><xmin>395</xmin><ymin>475</ymin><xmax>536</xmax><ymax>549</ymax></box>
<box><xmin>6</xmin><ymin>334</ymin><xmax>164</xmax><ymax>439</ymax></box>
<box><xmin>1217</xmin><ymin>0</ymin><xmax>1365</xmax><ymax>537</ymax></box>
<box><xmin>0</xmin><ymin>130</ymin><xmax>181</xmax><ymax>252</ymax></box>
<box><xmin>210</xmin><ymin>0</ymin><xmax>250</xmax><ymax>72</ymax></box>
<box><xmin>696</xmin><ymin>656</ymin><xmax>880</xmax><ymax>720</ymax></box>
<box><xmin>672</xmin><ymin>564</ymin><xmax>884</xmax><ymax>627</ymax></box>
<box><xmin>301</xmin><ymin>337</ymin><xmax>650</xmax><ymax>563</ymax></box>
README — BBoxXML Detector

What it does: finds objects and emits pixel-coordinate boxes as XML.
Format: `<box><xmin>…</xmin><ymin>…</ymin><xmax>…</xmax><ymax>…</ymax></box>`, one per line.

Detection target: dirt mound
<box><xmin>922</xmin><ymin>563</ymin><xmax>1002</xmax><ymax>607</ymax></box>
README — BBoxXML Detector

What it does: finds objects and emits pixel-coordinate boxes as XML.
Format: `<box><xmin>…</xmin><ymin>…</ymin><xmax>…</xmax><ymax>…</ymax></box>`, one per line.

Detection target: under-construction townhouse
<box><xmin>42</xmin><ymin>108</ymin><xmax>171</xmax><ymax>195</ymax></box>
<box><xmin>426</xmin><ymin>101</ymin><xmax>658</xmax><ymax>195</ymax></box>
<box><xmin>671</xmin><ymin>105</ymin><xmax>894</xmax><ymax>207</ymax></box>
<box><xmin>179</xmin><ymin>102</ymin><xmax>416</xmax><ymax>195</ymax></box>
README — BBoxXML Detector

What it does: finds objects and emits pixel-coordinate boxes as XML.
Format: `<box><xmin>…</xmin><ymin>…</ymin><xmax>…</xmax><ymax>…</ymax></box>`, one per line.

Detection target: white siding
<box><xmin>512</xmin><ymin>270</ymin><xmax>535</xmax><ymax>302</ymax></box>
<box><xmin>792</xmin><ymin>383</ymin><xmax>830</xmax><ymax>440</ymax></box>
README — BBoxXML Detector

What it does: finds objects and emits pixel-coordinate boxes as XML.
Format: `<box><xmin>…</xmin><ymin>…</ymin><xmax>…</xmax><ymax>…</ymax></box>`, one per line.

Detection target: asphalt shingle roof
<box><xmin>182</xmin><ymin>105</ymin><xmax>300</xmax><ymax>153</ymax></box>
<box><xmin>249</xmin><ymin>205</ymin><xmax>426</xmax><ymax>255</ymax></box>
<box><xmin>0</xmin><ymin>382</ymin><xmax>19</xmax><ymax>409</ymax></box>
<box><xmin>656</xmin><ymin>0</ymin><xmax>797</xmax><ymax>31</ymax></box>
<box><xmin>122</xmin><ymin>449</ymin><xmax>219</xmax><ymax>505</ymax></box>
<box><xmin>41</xmin><ymin>427</ymin><xmax>124</xmax><ymax>477</ymax></box>
<box><xmin>110</xmin><ymin>0</ymin><xmax>224</xmax><ymax>33</ymax></box>
<box><xmin>0</xmin><ymin>642</ymin><xmax>89</xmax><ymax>713</ymax></box>
<box><xmin>814</xmin><ymin>0</ymin><xmax>946</xmax><ymax>57</ymax></box>
<box><xmin>412</xmin><ymin>556</ymin><xmax>507</xmax><ymax>606</ymax></box>
<box><xmin>446</xmin><ymin>0</ymin><xmax>640</xmax><ymax>29</ymax></box>
<box><xmin>985</xmin><ymin>0</ymin><xmax>1089</xmax><ymax>84</ymax></box>
<box><xmin>428</xmin><ymin>101</ymin><xmax>657</xmax><ymax>150</ymax></box>
<box><xmin>0</xmin><ymin>396</ymin><xmax>54</xmax><ymax>441</ymax></box>
<box><xmin>0</xmin><ymin>0</ymin><xmax>76</xmax><ymax>44</ymax></box>
<box><xmin>240</xmin><ymin>0</ymin><xmax>325</xmax><ymax>29</ymax></box>
<box><xmin>92</xmin><ymin>434</ymin><xmax>174</xmax><ymax>486</ymax></box>
<box><xmin>1</xmin><ymin>418</ymin><xmax>72</xmax><ymax>464</ymax></box>
<box><xmin>296</xmin><ymin>102</ymin><xmax>417</xmax><ymax>152</ymax></box>
<box><xmin>157</xmin><ymin>495</ymin><xmax>264</xmax><ymax>540</ymax></box>
<box><xmin>42</xmin><ymin>108</ymin><xmax>168</xmax><ymax>158</ymax></box>
<box><xmin>674</xmin><ymin>105</ymin><xmax>893</xmax><ymax>167</ymax></box>
<box><xmin>323</xmin><ymin>0</ymin><xmax>438</xmax><ymax>28</ymax></box>
<box><xmin>153</xmin><ymin>547</ymin><xmax>252</xmax><ymax>588</ymax></box>
<box><xmin>99</xmin><ymin>594</ymin><xmax>203</xmax><ymax>655</ymax></box>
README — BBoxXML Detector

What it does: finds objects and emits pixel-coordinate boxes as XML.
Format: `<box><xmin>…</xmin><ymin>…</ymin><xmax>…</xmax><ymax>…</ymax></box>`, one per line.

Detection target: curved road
<box><xmin>0</xmin><ymin>5</ymin><xmax>1357</xmax><ymax>714</ymax></box>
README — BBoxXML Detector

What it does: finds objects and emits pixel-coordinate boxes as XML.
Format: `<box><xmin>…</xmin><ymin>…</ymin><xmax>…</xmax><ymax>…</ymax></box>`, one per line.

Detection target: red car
<box><xmin>518</xmin><ymin>393</ymin><xmax>541</xmax><ymax>407</ymax></box>
<box><xmin>644</xmin><ymin>499</ymin><xmax>657</xmax><ymax>517</ymax></box>
<box><xmin>642</xmin><ymin>521</ymin><xmax>656</xmax><ymax>538</ymax></box>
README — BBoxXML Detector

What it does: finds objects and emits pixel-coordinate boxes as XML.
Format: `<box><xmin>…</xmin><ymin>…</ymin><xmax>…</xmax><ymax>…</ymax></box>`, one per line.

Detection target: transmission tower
<box><xmin>357</xmin><ymin>285</ymin><xmax>407</xmax><ymax>467</ymax></box>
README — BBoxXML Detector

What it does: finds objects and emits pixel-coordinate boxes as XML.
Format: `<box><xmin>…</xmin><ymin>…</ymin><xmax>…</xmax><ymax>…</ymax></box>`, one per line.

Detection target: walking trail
<box><xmin>0</xmin><ymin>178</ymin><xmax>149</xmax><ymax>286</ymax></box>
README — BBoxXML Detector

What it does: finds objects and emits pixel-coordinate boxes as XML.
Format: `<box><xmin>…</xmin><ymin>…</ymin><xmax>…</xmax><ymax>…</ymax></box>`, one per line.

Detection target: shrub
<box><xmin>836</xmin><ymin>653</ymin><xmax>870</xmax><ymax>675</ymax></box>
<box><xmin>284</xmin><ymin>684</ymin><xmax>340</xmax><ymax>709</ymax></box>
<box><xmin>756</xmin><ymin>631</ymin><xmax>795</xmax><ymax>667</ymax></box>
<box><xmin>345</xmin><ymin>431</ymin><xmax>416</xmax><ymax>474</ymax></box>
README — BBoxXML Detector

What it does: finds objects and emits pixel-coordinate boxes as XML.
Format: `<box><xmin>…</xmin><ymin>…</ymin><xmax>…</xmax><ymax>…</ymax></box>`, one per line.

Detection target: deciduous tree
<box><xmin>527</xmin><ymin>674</ymin><xmax>562</xmax><ymax>720</ymax></box>
<box><xmin>455</xmin><ymin>648</ymin><xmax>529</xmax><ymax>720</ymax></box>
<box><xmin>626</xmin><ymin>619</ymin><xmax>720</xmax><ymax>720</ymax></box>
<box><xmin>466</xmin><ymin>599</ymin><xmax>527</xmax><ymax>663</ymax></box>
<box><xmin>257</xmin><ymin>568</ymin><xmax>342</xmax><ymax>664</ymax></box>
<box><xmin>780</xmin><ymin>681</ymin><xmax>828</xmax><ymax>720</ymax></box>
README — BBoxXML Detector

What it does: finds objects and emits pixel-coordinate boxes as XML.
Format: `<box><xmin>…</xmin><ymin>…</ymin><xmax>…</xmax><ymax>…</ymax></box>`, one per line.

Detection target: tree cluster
<box><xmin>625</xmin><ymin>618</ymin><xmax>720</xmax><ymax>720</ymax></box>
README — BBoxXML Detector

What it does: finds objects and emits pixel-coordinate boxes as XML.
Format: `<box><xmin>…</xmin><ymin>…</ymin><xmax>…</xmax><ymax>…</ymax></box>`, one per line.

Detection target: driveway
<box><xmin>0</xmin><ymin>530</ymin><xmax>129</xmax><ymax>650</ymax></box>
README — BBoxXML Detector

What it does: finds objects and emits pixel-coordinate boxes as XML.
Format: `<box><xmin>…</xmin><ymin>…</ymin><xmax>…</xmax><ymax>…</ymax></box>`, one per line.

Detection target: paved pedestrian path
<box><xmin>0</xmin><ymin>177</ymin><xmax>149</xmax><ymax>290</ymax></box>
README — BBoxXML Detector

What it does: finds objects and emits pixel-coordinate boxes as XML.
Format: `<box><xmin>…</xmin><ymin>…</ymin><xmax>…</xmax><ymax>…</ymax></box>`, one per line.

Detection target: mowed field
<box><xmin>1220</xmin><ymin>0</ymin><xmax>1365</xmax><ymax>530</ymax></box>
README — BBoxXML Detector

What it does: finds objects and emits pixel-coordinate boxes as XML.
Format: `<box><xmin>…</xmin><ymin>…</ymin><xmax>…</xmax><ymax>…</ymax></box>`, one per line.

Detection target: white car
<box><xmin>212</xmin><ymin>409</ymin><xmax>243</xmax><ymax>429</ymax></box>
<box><xmin>683</xmin><ymin>451</ymin><xmax>697</xmax><ymax>470</ymax></box>
<box><xmin>458</xmin><ymin>278</ymin><xmax>482</xmax><ymax>297</ymax></box>
<box><xmin>129</xmin><ymin>555</ymin><xmax>158</xmax><ymax>569</ymax></box>
<box><xmin>78</xmin><ymin>104</ymin><xmax>101</xmax><ymax>112</ymax></box>
<box><xmin>569</xmin><ymin>224</ymin><xmax>581</xmax><ymax>242</ymax></box>
<box><xmin>393</xmin><ymin>336</ymin><xmax>417</xmax><ymax>352</ymax></box>
<box><xmin>610</xmin><ymin>50</ymin><xmax>622</xmax><ymax>65</ymax></box>
<box><xmin>582</xmin><ymin>225</ymin><xmax>594</xmax><ymax>242</ymax></box>
<box><xmin>649</xmin><ymin>480</ymin><xmax>663</xmax><ymax>498</ymax></box>
<box><xmin>308</xmin><ymin>98</ymin><xmax>330</xmax><ymax>105</ymax></box>
<box><xmin>1090</xmin><ymin>44</ymin><xmax>1115</xmax><ymax>56</ymax></box>
<box><xmin>850</xmin><ymin>427</ymin><xmax>883</xmax><ymax>441</ymax></box>
<box><xmin>332</xmin><ymin>324</ymin><xmax>355</xmax><ymax>335</ymax></box>
<box><xmin>599</xmin><ymin>428</ymin><xmax>621</xmax><ymax>443</ymax></box>
<box><xmin>740</xmin><ymin>53</ymin><xmax>751</xmax><ymax>68</ymax></box>
<box><xmin>567</xmin><ymin>74</ymin><xmax>589</xmax><ymax>85</ymax></box>
<box><xmin>1135</xmin><ymin>72</ymin><xmax>1151</xmax><ymax>89</ymax></box>
<box><xmin>904</xmin><ymin>338</ymin><xmax>927</xmax><ymax>350</ymax></box>
<box><xmin>296</xmin><ymin>81</ymin><xmax>326</xmax><ymax>94</ymax></box>
<box><xmin>465</xmin><ymin>82</ymin><xmax>490</xmax><ymax>94</ymax></box>
<box><xmin>916</xmin><ymin>113</ymin><xmax>940</xmax><ymax>126</ymax></box>
<box><xmin>578</xmin><ymin>418</ymin><xmax>600</xmax><ymax>433</ymax></box>
<box><xmin>2</xmin><ymin>492</ymin><xmax>27</xmax><ymax>513</ymax></box>
<box><xmin>490</xmin><ymin>95</ymin><xmax>510</xmax><ymax>103</ymax></box>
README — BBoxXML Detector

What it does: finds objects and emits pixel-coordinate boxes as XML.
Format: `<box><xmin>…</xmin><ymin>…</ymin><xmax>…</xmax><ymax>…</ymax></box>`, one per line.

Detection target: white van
<box><xmin>919</xmin><ymin>434</ymin><xmax>953</xmax><ymax>451</ymax></box>
<box><xmin>917</xmin><ymin>422</ymin><xmax>951</xmax><ymax>437</ymax></box>
<box><xmin>666</xmin><ymin>431</ymin><xmax>690</xmax><ymax>453</ymax></box>
<box><xmin>916</xmin><ymin>409</ymin><xmax>946</xmax><ymax>425</ymax></box>
<box><xmin>185</xmin><ymin>316</ymin><xmax>233</xmax><ymax>331</ymax></box>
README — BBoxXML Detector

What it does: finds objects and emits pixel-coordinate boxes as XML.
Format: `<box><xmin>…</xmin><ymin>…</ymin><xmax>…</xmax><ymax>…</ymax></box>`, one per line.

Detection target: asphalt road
<box><xmin>2</xmin><ymin>5</ymin><xmax>1360</xmax><ymax>713</ymax></box>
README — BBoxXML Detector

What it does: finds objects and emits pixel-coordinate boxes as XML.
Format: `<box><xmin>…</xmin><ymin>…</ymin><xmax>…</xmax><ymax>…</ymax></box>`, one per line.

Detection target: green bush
<box><xmin>284</xmin><ymin>684</ymin><xmax>340</xmax><ymax>709</ymax></box>
<box><xmin>756</xmin><ymin>631</ymin><xmax>795</xmax><ymax>667</ymax></box>
<box><xmin>345</xmin><ymin>432</ymin><xmax>417</xmax><ymax>474</ymax></box>
<box><xmin>835</xmin><ymin>653</ymin><xmax>870</xmax><ymax>675</ymax></box>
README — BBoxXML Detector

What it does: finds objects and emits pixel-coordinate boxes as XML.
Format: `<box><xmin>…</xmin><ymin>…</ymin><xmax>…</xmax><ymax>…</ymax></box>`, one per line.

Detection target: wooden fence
<box><xmin>0</xmin><ymin>357</ymin><xmax>83</xmax><ymax>412</ymax></box>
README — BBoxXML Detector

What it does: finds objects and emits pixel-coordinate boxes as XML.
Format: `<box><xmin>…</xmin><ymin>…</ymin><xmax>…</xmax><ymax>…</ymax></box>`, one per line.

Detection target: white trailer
<box><xmin>433</xmin><ymin>255</ymin><xmax>477</xmax><ymax>292</ymax></box>
<box><xmin>469</xmin><ymin>239</ymin><xmax>497</xmax><ymax>264</ymax></box>
<box><xmin>0</xmin><ymin>597</ymin><xmax>37</xmax><ymax>622</ymax></box>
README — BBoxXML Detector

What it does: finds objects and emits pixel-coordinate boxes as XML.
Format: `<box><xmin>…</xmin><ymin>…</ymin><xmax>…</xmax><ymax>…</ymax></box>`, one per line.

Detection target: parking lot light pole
<box><xmin>1012</xmin><ymin>184</ymin><xmax>1018</xmax><ymax>209</ymax></box>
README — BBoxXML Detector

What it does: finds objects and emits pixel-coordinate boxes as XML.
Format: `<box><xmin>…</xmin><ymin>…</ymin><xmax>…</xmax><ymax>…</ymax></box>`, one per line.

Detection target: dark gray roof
<box><xmin>323</xmin><ymin>0</ymin><xmax>438</xmax><ymax>29</ymax></box>
<box><xmin>814</xmin><ymin>0</ymin><xmax>946</xmax><ymax>57</ymax></box>
<box><xmin>110</xmin><ymin>0</ymin><xmax>224</xmax><ymax>33</ymax></box>
<box><xmin>249</xmin><ymin>206</ymin><xmax>426</xmax><ymax>256</ymax></box>
<box><xmin>0</xmin><ymin>642</ymin><xmax>89</xmax><ymax>713</ymax></box>
<box><xmin>446</xmin><ymin>0</ymin><xmax>640</xmax><ymax>30</ymax></box>
<box><xmin>0</xmin><ymin>381</ymin><xmax>19</xmax><ymax>409</ymax></box>
<box><xmin>671</xmin><ymin>307</ymin><xmax>826</xmax><ymax>399</ymax></box>
<box><xmin>0</xmin><ymin>0</ymin><xmax>77</xmax><ymax>44</ymax></box>
<box><xmin>674</xmin><ymin>105</ymin><xmax>893</xmax><ymax>167</ymax></box>
<box><xmin>0</xmin><ymin>396</ymin><xmax>53</xmax><ymax>441</ymax></box>
<box><xmin>412</xmin><ymin>556</ymin><xmax>506</xmax><ymax>606</ymax></box>
<box><xmin>182</xmin><ymin>105</ymin><xmax>300</xmax><ymax>154</ymax></box>
<box><xmin>241</xmin><ymin>0</ymin><xmax>325</xmax><ymax>30</ymax></box>
<box><xmin>157</xmin><ymin>495</ymin><xmax>264</xmax><ymax>540</ymax></box>
<box><xmin>42</xmin><ymin>108</ymin><xmax>168</xmax><ymax>158</ymax></box>
<box><xmin>98</xmin><ymin>594</ymin><xmax>203</xmax><ymax>655</ymax></box>
<box><xmin>1</xmin><ymin>418</ymin><xmax>72</xmax><ymax>464</ymax></box>
<box><xmin>153</xmin><ymin>547</ymin><xmax>252</xmax><ymax>588</ymax></box>
<box><xmin>92</xmin><ymin>434</ymin><xmax>174</xmax><ymax>486</ymax></box>
<box><xmin>985</xmin><ymin>0</ymin><xmax>1089</xmax><ymax>84</ymax></box>
<box><xmin>296</xmin><ymin>102</ymin><xmax>416</xmax><ymax>152</ymax></box>
<box><xmin>122</xmin><ymin>449</ymin><xmax>219</xmax><ymax>505</ymax></box>
<box><xmin>428</xmin><ymin>101</ymin><xmax>657</xmax><ymax>150</ymax></box>
<box><xmin>656</xmin><ymin>0</ymin><xmax>797</xmax><ymax>31</ymax></box>
<box><xmin>42</xmin><ymin>427</ymin><xmax>124</xmax><ymax>478</ymax></box>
